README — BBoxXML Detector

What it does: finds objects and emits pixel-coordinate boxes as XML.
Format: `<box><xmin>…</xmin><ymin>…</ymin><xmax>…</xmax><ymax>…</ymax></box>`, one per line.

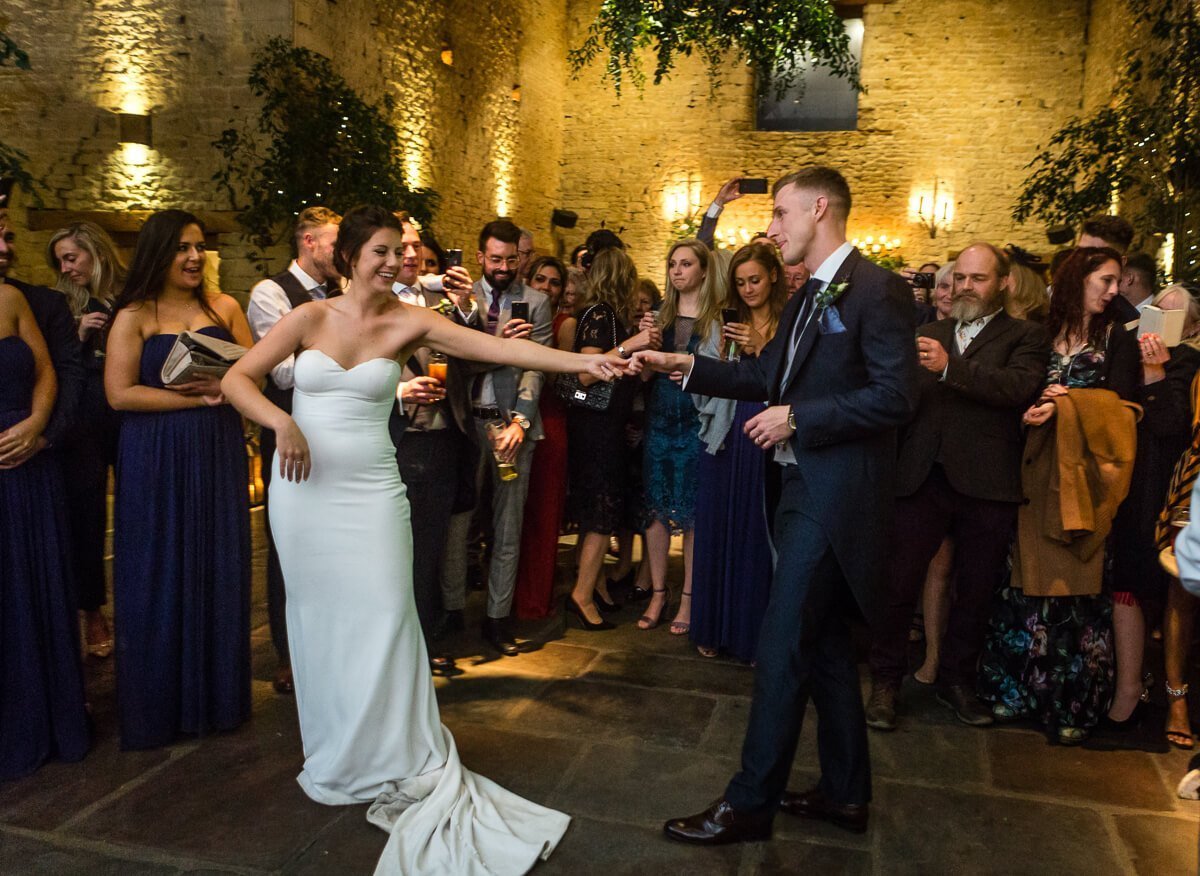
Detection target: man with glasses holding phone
<box><xmin>461</xmin><ymin>219</ymin><xmax>553</xmax><ymax>656</ymax></box>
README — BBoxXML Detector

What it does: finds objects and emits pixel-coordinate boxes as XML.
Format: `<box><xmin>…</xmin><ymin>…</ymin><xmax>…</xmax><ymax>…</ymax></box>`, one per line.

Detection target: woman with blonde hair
<box><xmin>1005</xmin><ymin>262</ymin><xmax>1050</xmax><ymax>322</ymax></box>
<box><xmin>46</xmin><ymin>221</ymin><xmax>127</xmax><ymax>658</ymax></box>
<box><xmin>635</xmin><ymin>238</ymin><xmax>725</xmax><ymax>633</ymax></box>
<box><xmin>563</xmin><ymin>248</ymin><xmax>661</xmax><ymax>628</ymax></box>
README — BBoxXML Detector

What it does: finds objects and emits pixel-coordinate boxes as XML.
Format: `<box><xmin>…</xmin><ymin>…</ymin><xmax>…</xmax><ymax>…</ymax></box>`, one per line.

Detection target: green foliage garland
<box><xmin>0</xmin><ymin>31</ymin><xmax>39</xmax><ymax>205</ymax></box>
<box><xmin>569</xmin><ymin>0</ymin><xmax>859</xmax><ymax>97</ymax></box>
<box><xmin>1013</xmin><ymin>0</ymin><xmax>1199</xmax><ymax>280</ymax></box>
<box><xmin>213</xmin><ymin>37</ymin><xmax>438</xmax><ymax>246</ymax></box>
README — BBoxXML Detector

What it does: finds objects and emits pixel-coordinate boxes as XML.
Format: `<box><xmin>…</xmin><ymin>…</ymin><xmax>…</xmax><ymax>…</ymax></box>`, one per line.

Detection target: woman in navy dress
<box><xmin>0</xmin><ymin>281</ymin><xmax>89</xmax><ymax>779</ymax></box>
<box><xmin>691</xmin><ymin>243</ymin><xmax>788</xmax><ymax>661</ymax></box>
<box><xmin>104</xmin><ymin>210</ymin><xmax>254</xmax><ymax>750</ymax></box>
<box><xmin>638</xmin><ymin>239</ymin><xmax>724</xmax><ymax>632</ymax></box>
<box><xmin>47</xmin><ymin>221</ymin><xmax>126</xmax><ymax>659</ymax></box>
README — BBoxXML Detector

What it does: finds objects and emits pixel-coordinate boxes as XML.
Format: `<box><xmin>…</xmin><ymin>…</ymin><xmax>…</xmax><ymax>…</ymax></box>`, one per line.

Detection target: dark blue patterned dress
<box><xmin>0</xmin><ymin>334</ymin><xmax>89</xmax><ymax>779</ymax></box>
<box><xmin>978</xmin><ymin>347</ymin><xmax>1115</xmax><ymax>733</ymax></box>
<box><xmin>643</xmin><ymin>316</ymin><xmax>702</xmax><ymax>529</ymax></box>
<box><xmin>113</xmin><ymin>327</ymin><xmax>251</xmax><ymax>750</ymax></box>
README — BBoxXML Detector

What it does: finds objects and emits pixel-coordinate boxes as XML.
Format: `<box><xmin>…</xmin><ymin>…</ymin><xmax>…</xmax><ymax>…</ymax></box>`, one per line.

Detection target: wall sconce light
<box><xmin>908</xmin><ymin>179</ymin><xmax>953</xmax><ymax>239</ymax></box>
<box><xmin>511</xmin><ymin>84</ymin><xmax>521</xmax><ymax>102</ymax></box>
<box><xmin>117</xmin><ymin>112</ymin><xmax>153</xmax><ymax>147</ymax></box>
<box><xmin>551</xmin><ymin>208</ymin><xmax>578</xmax><ymax>229</ymax></box>
<box><xmin>440</xmin><ymin>43</ymin><xmax>454</xmax><ymax>66</ymax></box>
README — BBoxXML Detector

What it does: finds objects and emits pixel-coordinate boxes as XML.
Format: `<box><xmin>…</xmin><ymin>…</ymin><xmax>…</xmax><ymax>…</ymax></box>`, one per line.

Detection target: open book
<box><xmin>1137</xmin><ymin>305</ymin><xmax>1187</xmax><ymax>347</ymax></box>
<box><xmin>159</xmin><ymin>331</ymin><xmax>247</xmax><ymax>386</ymax></box>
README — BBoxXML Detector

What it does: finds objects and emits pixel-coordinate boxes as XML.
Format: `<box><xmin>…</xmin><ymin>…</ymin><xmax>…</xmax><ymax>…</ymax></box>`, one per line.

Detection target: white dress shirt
<box><xmin>247</xmin><ymin>261</ymin><xmax>332</xmax><ymax>390</ymax></box>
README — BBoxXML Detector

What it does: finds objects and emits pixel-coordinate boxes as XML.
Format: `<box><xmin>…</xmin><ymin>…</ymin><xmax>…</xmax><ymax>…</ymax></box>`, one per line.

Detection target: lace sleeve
<box><xmin>575</xmin><ymin>304</ymin><xmax>615</xmax><ymax>352</ymax></box>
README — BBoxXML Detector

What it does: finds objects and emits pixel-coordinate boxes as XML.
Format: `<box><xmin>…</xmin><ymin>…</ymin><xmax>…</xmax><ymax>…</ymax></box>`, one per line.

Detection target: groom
<box><xmin>633</xmin><ymin>166</ymin><xmax>918</xmax><ymax>843</ymax></box>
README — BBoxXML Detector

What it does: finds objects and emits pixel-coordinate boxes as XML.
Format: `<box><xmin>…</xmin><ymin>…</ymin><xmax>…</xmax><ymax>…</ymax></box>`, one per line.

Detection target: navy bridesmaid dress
<box><xmin>113</xmin><ymin>326</ymin><xmax>251</xmax><ymax>750</ymax></box>
<box><xmin>0</xmin><ymin>335</ymin><xmax>89</xmax><ymax>779</ymax></box>
<box><xmin>691</xmin><ymin>399</ymin><xmax>774</xmax><ymax>662</ymax></box>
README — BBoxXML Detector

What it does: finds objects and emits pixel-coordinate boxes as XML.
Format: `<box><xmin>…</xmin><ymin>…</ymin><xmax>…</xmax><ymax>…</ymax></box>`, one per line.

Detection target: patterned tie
<box><xmin>486</xmin><ymin>289</ymin><xmax>502</xmax><ymax>336</ymax></box>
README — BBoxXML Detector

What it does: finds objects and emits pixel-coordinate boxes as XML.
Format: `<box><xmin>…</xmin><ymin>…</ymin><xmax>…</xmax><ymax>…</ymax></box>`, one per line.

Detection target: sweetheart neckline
<box><xmin>299</xmin><ymin>349</ymin><xmax>401</xmax><ymax>373</ymax></box>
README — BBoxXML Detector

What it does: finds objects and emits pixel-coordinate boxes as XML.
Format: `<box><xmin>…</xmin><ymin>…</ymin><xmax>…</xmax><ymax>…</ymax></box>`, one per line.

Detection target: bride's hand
<box><xmin>584</xmin><ymin>350</ymin><xmax>629</xmax><ymax>382</ymax></box>
<box><xmin>276</xmin><ymin>418</ymin><xmax>312</xmax><ymax>482</ymax></box>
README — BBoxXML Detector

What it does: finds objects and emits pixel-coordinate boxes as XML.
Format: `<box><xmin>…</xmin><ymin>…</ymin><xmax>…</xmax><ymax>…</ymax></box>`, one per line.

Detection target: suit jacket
<box><xmin>466</xmin><ymin>281</ymin><xmax>553</xmax><ymax>441</ymax></box>
<box><xmin>388</xmin><ymin>287</ymin><xmax>474</xmax><ymax>447</ymax></box>
<box><xmin>9</xmin><ymin>277</ymin><xmax>85</xmax><ymax>448</ymax></box>
<box><xmin>896</xmin><ymin>312</ymin><xmax>1049</xmax><ymax>503</ymax></box>
<box><xmin>686</xmin><ymin>247</ymin><xmax>919</xmax><ymax>622</ymax></box>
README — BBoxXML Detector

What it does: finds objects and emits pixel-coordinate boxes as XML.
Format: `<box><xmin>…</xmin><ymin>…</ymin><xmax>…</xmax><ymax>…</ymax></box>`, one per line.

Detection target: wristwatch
<box><xmin>786</xmin><ymin>406</ymin><xmax>796</xmax><ymax>432</ymax></box>
<box><xmin>617</xmin><ymin>344</ymin><xmax>630</xmax><ymax>359</ymax></box>
<box><xmin>512</xmin><ymin>413</ymin><xmax>531</xmax><ymax>431</ymax></box>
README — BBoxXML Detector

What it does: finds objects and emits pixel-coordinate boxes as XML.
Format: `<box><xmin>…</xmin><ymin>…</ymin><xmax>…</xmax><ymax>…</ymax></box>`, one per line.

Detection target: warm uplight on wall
<box><xmin>908</xmin><ymin>180</ymin><xmax>954</xmax><ymax>239</ymax></box>
<box><xmin>850</xmin><ymin>234</ymin><xmax>902</xmax><ymax>255</ymax></box>
<box><xmin>662</xmin><ymin>174</ymin><xmax>702</xmax><ymax>222</ymax></box>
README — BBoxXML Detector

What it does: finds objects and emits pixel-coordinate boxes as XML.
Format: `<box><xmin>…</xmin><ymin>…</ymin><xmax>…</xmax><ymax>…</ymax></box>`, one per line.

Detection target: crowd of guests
<box><xmin>2</xmin><ymin>183</ymin><xmax>1199</xmax><ymax>784</ymax></box>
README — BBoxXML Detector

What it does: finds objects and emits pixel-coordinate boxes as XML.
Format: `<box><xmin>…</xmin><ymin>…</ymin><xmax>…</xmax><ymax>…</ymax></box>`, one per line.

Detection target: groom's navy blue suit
<box><xmin>686</xmin><ymin>247</ymin><xmax>919</xmax><ymax>810</ymax></box>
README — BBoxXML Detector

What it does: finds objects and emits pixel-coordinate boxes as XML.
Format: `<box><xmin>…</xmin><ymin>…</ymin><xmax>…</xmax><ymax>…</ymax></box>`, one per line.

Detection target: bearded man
<box><xmin>865</xmin><ymin>242</ymin><xmax>1050</xmax><ymax>730</ymax></box>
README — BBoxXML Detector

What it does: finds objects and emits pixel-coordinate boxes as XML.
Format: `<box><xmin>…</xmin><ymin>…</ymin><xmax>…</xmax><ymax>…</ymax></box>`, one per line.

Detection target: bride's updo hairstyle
<box><xmin>333</xmin><ymin>205</ymin><xmax>403</xmax><ymax>278</ymax></box>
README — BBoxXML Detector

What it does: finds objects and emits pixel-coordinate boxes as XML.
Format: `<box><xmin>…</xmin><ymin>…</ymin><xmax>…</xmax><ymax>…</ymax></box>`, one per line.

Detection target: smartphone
<box><xmin>911</xmin><ymin>272</ymin><xmax>936</xmax><ymax>289</ymax></box>
<box><xmin>446</xmin><ymin>248</ymin><xmax>463</xmax><ymax>268</ymax></box>
<box><xmin>721</xmin><ymin>307</ymin><xmax>740</xmax><ymax>324</ymax></box>
<box><xmin>510</xmin><ymin>301</ymin><xmax>530</xmax><ymax>322</ymax></box>
<box><xmin>739</xmin><ymin>177</ymin><xmax>769</xmax><ymax>195</ymax></box>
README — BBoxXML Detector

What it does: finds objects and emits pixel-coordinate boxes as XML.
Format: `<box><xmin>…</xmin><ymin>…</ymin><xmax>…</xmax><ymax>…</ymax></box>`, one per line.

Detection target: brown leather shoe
<box><xmin>663</xmin><ymin>797</ymin><xmax>772</xmax><ymax>846</ymax></box>
<box><xmin>779</xmin><ymin>788</ymin><xmax>868</xmax><ymax>834</ymax></box>
<box><xmin>273</xmin><ymin>666</ymin><xmax>294</xmax><ymax>695</ymax></box>
<box><xmin>865</xmin><ymin>683</ymin><xmax>898</xmax><ymax>731</ymax></box>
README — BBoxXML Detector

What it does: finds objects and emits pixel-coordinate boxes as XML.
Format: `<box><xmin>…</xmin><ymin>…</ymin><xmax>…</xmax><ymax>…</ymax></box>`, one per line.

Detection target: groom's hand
<box><xmin>745</xmin><ymin>405</ymin><xmax>794</xmax><ymax>450</ymax></box>
<box><xmin>628</xmin><ymin>351</ymin><xmax>692</xmax><ymax>376</ymax></box>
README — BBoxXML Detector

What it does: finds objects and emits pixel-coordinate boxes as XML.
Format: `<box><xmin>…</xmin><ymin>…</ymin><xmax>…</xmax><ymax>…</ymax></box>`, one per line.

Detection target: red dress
<box><xmin>514</xmin><ymin>312</ymin><xmax>571</xmax><ymax>618</ymax></box>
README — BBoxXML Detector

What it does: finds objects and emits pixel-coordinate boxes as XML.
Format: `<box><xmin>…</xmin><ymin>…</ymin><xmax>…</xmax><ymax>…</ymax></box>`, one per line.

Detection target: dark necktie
<box><xmin>486</xmin><ymin>290</ymin><xmax>502</xmax><ymax>335</ymax></box>
<box><xmin>792</xmin><ymin>278</ymin><xmax>824</xmax><ymax>344</ymax></box>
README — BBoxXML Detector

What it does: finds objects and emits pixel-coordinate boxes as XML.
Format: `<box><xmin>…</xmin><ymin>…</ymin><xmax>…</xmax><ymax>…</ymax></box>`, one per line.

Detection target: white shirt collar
<box><xmin>811</xmin><ymin>241</ymin><xmax>855</xmax><ymax>286</ymax></box>
<box><xmin>287</xmin><ymin>260</ymin><xmax>324</xmax><ymax>292</ymax></box>
<box><xmin>958</xmin><ymin>309</ymin><xmax>1004</xmax><ymax>331</ymax></box>
<box><xmin>1135</xmin><ymin>295</ymin><xmax>1154</xmax><ymax>313</ymax></box>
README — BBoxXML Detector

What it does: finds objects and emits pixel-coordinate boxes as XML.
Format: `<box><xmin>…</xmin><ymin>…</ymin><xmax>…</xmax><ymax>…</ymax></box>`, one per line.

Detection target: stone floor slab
<box><xmin>757</xmin><ymin>838</ymin><xmax>872</xmax><ymax>875</ymax></box>
<box><xmin>1114</xmin><ymin>813</ymin><xmax>1200</xmax><ymax>876</ymax></box>
<box><xmin>515</xmin><ymin>679</ymin><xmax>716</xmax><ymax>749</ymax></box>
<box><xmin>536</xmin><ymin>815</ymin><xmax>744</xmax><ymax>875</ymax></box>
<box><xmin>449</xmin><ymin>722</ymin><xmax>584</xmax><ymax>802</ymax></box>
<box><xmin>989</xmin><ymin>730</ymin><xmax>1176</xmax><ymax>811</ymax></box>
<box><xmin>585</xmin><ymin>650</ymin><xmax>754</xmax><ymax>697</ymax></box>
<box><xmin>0</xmin><ymin>831</ymin><xmax>184</xmax><ymax>875</ymax></box>
<box><xmin>453</xmin><ymin>642</ymin><xmax>599</xmax><ymax>681</ymax></box>
<box><xmin>434</xmin><ymin>672</ymin><xmax>553</xmax><ymax>725</ymax></box>
<box><xmin>876</xmin><ymin>783</ymin><xmax>1124</xmax><ymax>875</ymax></box>
<box><xmin>282</xmin><ymin>810</ymin><xmax>383</xmax><ymax>876</ymax></box>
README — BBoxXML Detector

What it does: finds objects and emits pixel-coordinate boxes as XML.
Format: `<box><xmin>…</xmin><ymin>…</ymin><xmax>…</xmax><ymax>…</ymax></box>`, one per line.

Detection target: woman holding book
<box><xmin>104</xmin><ymin>209</ymin><xmax>254</xmax><ymax>750</ymax></box>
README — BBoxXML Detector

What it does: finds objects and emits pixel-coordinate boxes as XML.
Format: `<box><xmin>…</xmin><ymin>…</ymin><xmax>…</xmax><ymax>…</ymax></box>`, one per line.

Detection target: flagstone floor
<box><xmin>2</xmin><ymin>508</ymin><xmax>1197</xmax><ymax>875</ymax></box>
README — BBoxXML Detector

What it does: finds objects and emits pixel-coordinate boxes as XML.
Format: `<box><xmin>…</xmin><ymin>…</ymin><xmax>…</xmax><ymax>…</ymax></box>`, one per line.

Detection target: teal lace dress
<box><xmin>643</xmin><ymin>316</ymin><xmax>702</xmax><ymax>529</ymax></box>
<box><xmin>977</xmin><ymin>346</ymin><xmax>1115</xmax><ymax>734</ymax></box>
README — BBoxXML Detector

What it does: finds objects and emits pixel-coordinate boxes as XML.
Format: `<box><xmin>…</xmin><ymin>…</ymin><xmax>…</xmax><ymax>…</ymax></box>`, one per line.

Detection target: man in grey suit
<box><xmin>465</xmin><ymin>219</ymin><xmax>553</xmax><ymax>655</ymax></box>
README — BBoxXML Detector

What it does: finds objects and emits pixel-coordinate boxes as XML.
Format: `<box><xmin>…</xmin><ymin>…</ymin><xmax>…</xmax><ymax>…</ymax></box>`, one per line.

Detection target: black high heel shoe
<box><xmin>565</xmin><ymin>596</ymin><xmax>615</xmax><ymax>631</ymax></box>
<box><xmin>594</xmin><ymin>590</ymin><xmax>621</xmax><ymax>614</ymax></box>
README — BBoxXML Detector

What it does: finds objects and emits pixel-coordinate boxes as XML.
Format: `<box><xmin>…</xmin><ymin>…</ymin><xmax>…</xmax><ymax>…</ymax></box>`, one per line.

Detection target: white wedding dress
<box><xmin>269</xmin><ymin>350</ymin><xmax>569</xmax><ymax>875</ymax></box>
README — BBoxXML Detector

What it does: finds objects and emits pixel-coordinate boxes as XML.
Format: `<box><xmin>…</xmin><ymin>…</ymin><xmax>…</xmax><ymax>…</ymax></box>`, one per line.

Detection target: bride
<box><xmin>222</xmin><ymin>206</ymin><xmax>624</xmax><ymax>874</ymax></box>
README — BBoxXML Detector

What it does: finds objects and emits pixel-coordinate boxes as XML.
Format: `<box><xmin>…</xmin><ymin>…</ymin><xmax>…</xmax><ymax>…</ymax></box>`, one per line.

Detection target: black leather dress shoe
<box><xmin>935</xmin><ymin>684</ymin><xmax>995</xmax><ymax>727</ymax></box>
<box><xmin>779</xmin><ymin>788</ymin><xmax>868</xmax><ymax>834</ymax></box>
<box><xmin>433</xmin><ymin>609</ymin><xmax>465</xmax><ymax>641</ymax></box>
<box><xmin>482</xmin><ymin>616</ymin><xmax>520</xmax><ymax>656</ymax></box>
<box><xmin>663</xmin><ymin>797</ymin><xmax>772</xmax><ymax>846</ymax></box>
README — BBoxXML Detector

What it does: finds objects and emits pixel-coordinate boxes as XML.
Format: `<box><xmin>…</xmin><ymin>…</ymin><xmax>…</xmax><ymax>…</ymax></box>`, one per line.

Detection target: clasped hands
<box><xmin>0</xmin><ymin>419</ymin><xmax>47</xmax><ymax>469</ymax></box>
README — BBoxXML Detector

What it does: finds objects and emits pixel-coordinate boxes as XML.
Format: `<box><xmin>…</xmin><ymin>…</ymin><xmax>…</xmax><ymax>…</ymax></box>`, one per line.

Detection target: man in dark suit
<box><xmin>634</xmin><ymin>166</ymin><xmax>919</xmax><ymax>843</ymax></box>
<box><xmin>0</xmin><ymin>214</ymin><xmax>84</xmax><ymax>468</ymax></box>
<box><xmin>866</xmin><ymin>243</ymin><xmax>1049</xmax><ymax>731</ymax></box>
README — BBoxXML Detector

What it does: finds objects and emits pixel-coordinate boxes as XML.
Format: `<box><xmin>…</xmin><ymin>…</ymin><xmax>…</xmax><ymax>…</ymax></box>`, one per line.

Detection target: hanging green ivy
<box><xmin>569</xmin><ymin>0</ymin><xmax>859</xmax><ymax>97</ymax></box>
<box><xmin>1013</xmin><ymin>0</ymin><xmax>1200</xmax><ymax>280</ymax></box>
<box><xmin>0</xmin><ymin>31</ymin><xmax>40</xmax><ymax>206</ymax></box>
<box><xmin>213</xmin><ymin>37</ymin><xmax>438</xmax><ymax>247</ymax></box>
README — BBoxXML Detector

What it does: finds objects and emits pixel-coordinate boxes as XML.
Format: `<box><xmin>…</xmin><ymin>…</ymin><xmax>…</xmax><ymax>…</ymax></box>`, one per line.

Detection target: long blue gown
<box><xmin>113</xmin><ymin>327</ymin><xmax>251</xmax><ymax>750</ymax></box>
<box><xmin>691</xmin><ymin>400</ymin><xmax>774</xmax><ymax>662</ymax></box>
<box><xmin>0</xmin><ymin>335</ymin><xmax>89</xmax><ymax>779</ymax></box>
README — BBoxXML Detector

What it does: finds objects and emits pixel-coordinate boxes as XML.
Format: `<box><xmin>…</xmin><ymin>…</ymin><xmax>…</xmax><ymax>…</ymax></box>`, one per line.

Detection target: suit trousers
<box><xmin>395</xmin><ymin>429</ymin><xmax>459</xmax><ymax>646</ymax></box>
<box><xmin>473</xmin><ymin>418</ymin><xmax>537</xmax><ymax>619</ymax></box>
<box><xmin>725</xmin><ymin>469</ymin><xmax>871</xmax><ymax>812</ymax></box>
<box><xmin>868</xmin><ymin>464</ymin><xmax>1017</xmax><ymax>688</ymax></box>
<box><xmin>260</xmin><ymin>430</ymin><xmax>290</xmax><ymax>665</ymax></box>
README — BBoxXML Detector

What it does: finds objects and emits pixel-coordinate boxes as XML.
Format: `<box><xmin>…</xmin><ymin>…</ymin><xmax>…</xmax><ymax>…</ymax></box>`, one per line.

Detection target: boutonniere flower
<box><xmin>815</xmin><ymin>281</ymin><xmax>849</xmax><ymax>310</ymax></box>
<box><xmin>432</xmin><ymin>298</ymin><xmax>457</xmax><ymax>316</ymax></box>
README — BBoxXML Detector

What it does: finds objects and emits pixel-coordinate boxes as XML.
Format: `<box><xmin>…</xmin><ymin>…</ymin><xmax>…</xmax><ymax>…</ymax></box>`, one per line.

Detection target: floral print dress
<box><xmin>977</xmin><ymin>346</ymin><xmax>1115</xmax><ymax>733</ymax></box>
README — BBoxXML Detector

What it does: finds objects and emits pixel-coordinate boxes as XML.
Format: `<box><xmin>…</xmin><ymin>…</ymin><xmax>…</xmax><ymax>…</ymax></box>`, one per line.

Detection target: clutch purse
<box><xmin>159</xmin><ymin>330</ymin><xmax>247</xmax><ymax>386</ymax></box>
<box><xmin>555</xmin><ymin>304</ymin><xmax>617</xmax><ymax>412</ymax></box>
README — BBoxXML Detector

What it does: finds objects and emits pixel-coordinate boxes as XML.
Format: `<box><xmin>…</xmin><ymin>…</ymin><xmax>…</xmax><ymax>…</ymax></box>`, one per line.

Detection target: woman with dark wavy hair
<box><xmin>978</xmin><ymin>246</ymin><xmax>1139</xmax><ymax>744</ymax></box>
<box><xmin>104</xmin><ymin>209</ymin><xmax>255</xmax><ymax>750</ymax></box>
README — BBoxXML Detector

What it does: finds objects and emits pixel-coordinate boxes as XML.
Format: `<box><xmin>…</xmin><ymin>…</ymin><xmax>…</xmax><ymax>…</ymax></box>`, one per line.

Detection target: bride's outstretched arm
<box><xmin>416</xmin><ymin>307</ymin><xmax>627</xmax><ymax>382</ymax></box>
<box><xmin>223</xmin><ymin>305</ymin><xmax>314</xmax><ymax>482</ymax></box>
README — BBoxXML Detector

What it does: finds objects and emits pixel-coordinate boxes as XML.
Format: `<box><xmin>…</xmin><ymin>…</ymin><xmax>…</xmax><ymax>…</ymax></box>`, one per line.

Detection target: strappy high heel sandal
<box><xmin>637</xmin><ymin>588</ymin><xmax>669</xmax><ymax>630</ymax></box>
<box><xmin>1166</xmin><ymin>680</ymin><xmax>1195</xmax><ymax>750</ymax></box>
<box><xmin>669</xmin><ymin>590</ymin><xmax>692</xmax><ymax>636</ymax></box>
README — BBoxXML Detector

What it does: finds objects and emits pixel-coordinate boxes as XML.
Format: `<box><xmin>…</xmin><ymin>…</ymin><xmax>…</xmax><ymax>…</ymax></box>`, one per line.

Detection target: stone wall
<box><xmin>560</xmin><ymin>0</ymin><xmax>1098</xmax><ymax>283</ymax></box>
